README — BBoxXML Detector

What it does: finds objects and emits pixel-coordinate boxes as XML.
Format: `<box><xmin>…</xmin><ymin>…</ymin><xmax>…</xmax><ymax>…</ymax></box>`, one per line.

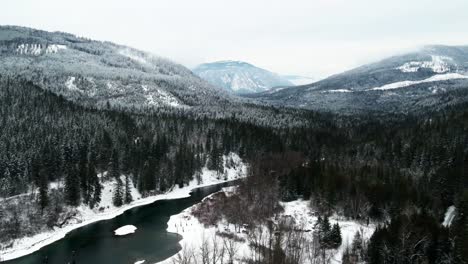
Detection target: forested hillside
<box><xmin>1</xmin><ymin>74</ymin><xmax>468</xmax><ymax>262</ymax></box>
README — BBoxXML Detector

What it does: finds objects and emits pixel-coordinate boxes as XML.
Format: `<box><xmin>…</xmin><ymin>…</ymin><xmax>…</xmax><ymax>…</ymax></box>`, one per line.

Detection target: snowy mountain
<box><xmin>247</xmin><ymin>45</ymin><xmax>468</xmax><ymax>114</ymax></box>
<box><xmin>0</xmin><ymin>26</ymin><xmax>229</xmax><ymax>110</ymax></box>
<box><xmin>193</xmin><ymin>61</ymin><xmax>293</xmax><ymax>94</ymax></box>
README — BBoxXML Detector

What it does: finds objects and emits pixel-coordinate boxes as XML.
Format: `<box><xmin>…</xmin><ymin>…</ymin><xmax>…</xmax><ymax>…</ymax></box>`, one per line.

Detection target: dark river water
<box><xmin>2</xmin><ymin>182</ymin><xmax>233</xmax><ymax>264</ymax></box>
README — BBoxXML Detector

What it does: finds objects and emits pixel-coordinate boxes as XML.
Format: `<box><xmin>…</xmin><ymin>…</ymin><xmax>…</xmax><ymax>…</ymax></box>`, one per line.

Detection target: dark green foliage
<box><xmin>367</xmin><ymin>213</ymin><xmax>452</xmax><ymax>264</ymax></box>
<box><xmin>2</xmin><ymin>73</ymin><xmax>468</xmax><ymax>264</ymax></box>
<box><xmin>112</xmin><ymin>176</ymin><xmax>123</xmax><ymax>207</ymax></box>
<box><xmin>329</xmin><ymin>223</ymin><xmax>342</xmax><ymax>249</ymax></box>
<box><xmin>124</xmin><ymin>174</ymin><xmax>133</xmax><ymax>204</ymax></box>
<box><xmin>453</xmin><ymin>190</ymin><xmax>468</xmax><ymax>263</ymax></box>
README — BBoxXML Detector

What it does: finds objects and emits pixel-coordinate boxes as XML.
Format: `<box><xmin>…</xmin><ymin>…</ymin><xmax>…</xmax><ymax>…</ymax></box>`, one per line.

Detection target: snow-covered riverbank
<box><xmin>0</xmin><ymin>153</ymin><xmax>247</xmax><ymax>261</ymax></box>
<box><xmin>159</xmin><ymin>195</ymin><xmax>375</xmax><ymax>264</ymax></box>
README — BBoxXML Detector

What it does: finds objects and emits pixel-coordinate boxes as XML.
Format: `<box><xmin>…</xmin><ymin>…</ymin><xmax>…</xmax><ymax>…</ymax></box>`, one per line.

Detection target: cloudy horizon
<box><xmin>3</xmin><ymin>0</ymin><xmax>468</xmax><ymax>78</ymax></box>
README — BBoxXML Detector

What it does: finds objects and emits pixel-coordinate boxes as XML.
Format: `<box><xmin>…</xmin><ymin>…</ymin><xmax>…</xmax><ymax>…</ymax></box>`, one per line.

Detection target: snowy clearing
<box><xmin>0</xmin><ymin>153</ymin><xmax>247</xmax><ymax>261</ymax></box>
<box><xmin>369</xmin><ymin>73</ymin><xmax>468</xmax><ymax>91</ymax></box>
<box><xmin>443</xmin><ymin>205</ymin><xmax>456</xmax><ymax>227</ymax></box>
<box><xmin>65</xmin><ymin>76</ymin><xmax>79</xmax><ymax>91</ymax></box>
<box><xmin>396</xmin><ymin>56</ymin><xmax>452</xmax><ymax>73</ymax></box>
<box><xmin>159</xmin><ymin>197</ymin><xmax>375</xmax><ymax>264</ymax></box>
<box><xmin>324</xmin><ymin>89</ymin><xmax>352</xmax><ymax>93</ymax></box>
<box><xmin>114</xmin><ymin>225</ymin><xmax>137</xmax><ymax>236</ymax></box>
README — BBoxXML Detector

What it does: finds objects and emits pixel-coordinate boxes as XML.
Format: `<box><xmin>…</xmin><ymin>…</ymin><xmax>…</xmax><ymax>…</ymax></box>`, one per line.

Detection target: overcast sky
<box><xmin>3</xmin><ymin>0</ymin><xmax>468</xmax><ymax>77</ymax></box>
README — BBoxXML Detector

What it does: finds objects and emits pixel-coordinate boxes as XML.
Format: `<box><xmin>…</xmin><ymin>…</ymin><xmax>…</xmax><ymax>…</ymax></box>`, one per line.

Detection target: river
<box><xmin>2</xmin><ymin>182</ymin><xmax>234</xmax><ymax>264</ymax></box>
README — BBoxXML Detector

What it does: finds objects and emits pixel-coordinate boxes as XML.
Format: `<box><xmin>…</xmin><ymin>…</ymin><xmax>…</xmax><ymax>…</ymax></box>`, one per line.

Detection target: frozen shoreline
<box><xmin>0</xmin><ymin>153</ymin><xmax>247</xmax><ymax>261</ymax></box>
<box><xmin>0</xmin><ymin>179</ymin><xmax>237</xmax><ymax>261</ymax></box>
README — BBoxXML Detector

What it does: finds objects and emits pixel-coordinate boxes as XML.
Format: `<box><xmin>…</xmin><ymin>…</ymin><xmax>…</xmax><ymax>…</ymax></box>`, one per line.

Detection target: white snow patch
<box><xmin>146</xmin><ymin>88</ymin><xmax>184</xmax><ymax>108</ymax></box>
<box><xmin>114</xmin><ymin>225</ymin><xmax>137</xmax><ymax>236</ymax></box>
<box><xmin>397</xmin><ymin>56</ymin><xmax>452</xmax><ymax>73</ymax></box>
<box><xmin>443</xmin><ymin>206</ymin><xmax>456</xmax><ymax>227</ymax></box>
<box><xmin>15</xmin><ymin>43</ymin><xmax>66</xmax><ymax>56</ymax></box>
<box><xmin>45</xmin><ymin>44</ymin><xmax>67</xmax><ymax>54</ymax></box>
<box><xmin>15</xmin><ymin>43</ymin><xmax>42</xmax><ymax>56</ymax></box>
<box><xmin>65</xmin><ymin>77</ymin><xmax>79</xmax><ymax>91</ymax></box>
<box><xmin>0</xmin><ymin>153</ymin><xmax>247</xmax><ymax>261</ymax></box>
<box><xmin>119</xmin><ymin>49</ymin><xmax>150</xmax><ymax>65</ymax></box>
<box><xmin>369</xmin><ymin>73</ymin><xmax>468</xmax><ymax>91</ymax></box>
<box><xmin>281</xmin><ymin>200</ymin><xmax>375</xmax><ymax>264</ymax></box>
<box><xmin>325</xmin><ymin>89</ymin><xmax>352</xmax><ymax>93</ymax></box>
<box><xmin>134</xmin><ymin>261</ymin><xmax>146</xmax><ymax>264</ymax></box>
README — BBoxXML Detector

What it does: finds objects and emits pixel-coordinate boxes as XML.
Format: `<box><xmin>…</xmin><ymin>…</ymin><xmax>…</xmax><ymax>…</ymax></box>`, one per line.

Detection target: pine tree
<box><xmin>454</xmin><ymin>189</ymin><xmax>468</xmax><ymax>263</ymax></box>
<box><xmin>87</xmin><ymin>155</ymin><xmax>101</xmax><ymax>209</ymax></box>
<box><xmin>38</xmin><ymin>170</ymin><xmax>49</xmax><ymax>213</ymax></box>
<box><xmin>113</xmin><ymin>176</ymin><xmax>123</xmax><ymax>207</ymax></box>
<box><xmin>330</xmin><ymin>223</ymin><xmax>342</xmax><ymax>249</ymax></box>
<box><xmin>109</xmin><ymin>151</ymin><xmax>123</xmax><ymax>207</ymax></box>
<box><xmin>319</xmin><ymin>215</ymin><xmax>332</xmax><ymax>248</ymax></box>
<box><xmin>63</xmin><ymin>145</ymin><xmax>81</xmax><ymax>206</ymax></box>
<box><xmin>79</xmin><ymin>148</ymin><xmax>89</xmax><ymax>205</ymax></box>
<box><xmin>124</xmin><ymin>174</ymin><xmax>133</xmax><ymax>204</ymax></box>
<box><xmin>352</xmin><ymin>230</ymin><xmax>364</xmax><ymax>259</ymax></box>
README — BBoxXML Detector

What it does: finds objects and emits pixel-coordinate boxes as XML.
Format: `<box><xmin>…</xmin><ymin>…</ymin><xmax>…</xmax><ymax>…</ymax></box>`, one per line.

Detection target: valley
<box><xmin>0</xmin><ymin>24</ymin><xmax>468</xmax><ymax>264</ymax></box>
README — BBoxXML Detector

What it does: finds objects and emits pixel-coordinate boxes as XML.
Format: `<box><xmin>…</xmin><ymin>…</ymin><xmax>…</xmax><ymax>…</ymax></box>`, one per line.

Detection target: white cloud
<box><xmin>2</xmin><ymin>0</ymin><xmax>468</xmax><ymax>77</ymax></box>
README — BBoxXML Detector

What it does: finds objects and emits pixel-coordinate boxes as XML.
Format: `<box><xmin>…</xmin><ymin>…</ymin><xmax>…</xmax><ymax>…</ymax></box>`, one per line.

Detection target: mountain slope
<box><xmin>193</xmin><ymin>60</ymin><xmax>293</xmax><ymax>94</ymax></box>
<box><xmin>0</xmin><ymin>26</ymin><xmax>229</xmax><ymax>110</ymax></box>
<box><xmin>248</xmin><ymin>45</ymin><xmax>468</xmax><ymax>114</ymax></box>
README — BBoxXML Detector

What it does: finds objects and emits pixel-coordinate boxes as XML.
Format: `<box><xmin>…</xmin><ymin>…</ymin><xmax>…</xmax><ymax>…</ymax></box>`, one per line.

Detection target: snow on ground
<box><xmin>119</xmin><ymin>49</ymin><xmax>150</xmax><ymax>65</ymax></box>
<box><xmin>443</xmin><ymin>205</ymin><xmax>456</xmax><ymax>227</ymax></box>
<box><xmin>135</xmin><ymin>261</ymin><xmax>146</xmax><ymax>264</ymax></box>
<box><xmin>158</xmin><ymin>187</ymin><xmax>251</xmax><ymax>264</ymax></box>
<box><xmin>16</xmin><ymin>43</ymin><xmax>42</xmax><ymax>56</ymax></box>
<box><xmin>15</xmin><ymin>43</ymin><xmax>66</xmax><ymax>56</ymax></box>
<box><xmin>144</xmin><ymin>86</ymin><xmax>186</xmax><ymax>108</ymax></box>
<box><xmin>0</xmin><ymin>153</ymin><xmax>247</xmax><ymax>261</ymax></box>
<box><xmin>65</xmin><ymin>76</ymin><xmax>79</xmax><ymax>91</ymax></box>
<box><xmin>280</xmin><ymin>200</ymin><xmax>375</xmax><ymax>264</ymax></box>
<box><xmin>397</xmin><ymin>56</ymin><xmax>452</xmax><ymax>73</ymax></box>
<box><xmin>324</xmin><ymin>89</ymin><xmax>352</xmax><ymax>93</ymax></box>
<box><xmin>114</xmin><ymin>225</ymin><xmax>137</xmax><ymax>236</ymax></box>
<box><xmin>155</xmin><ymin>89</ymin><xmax>182</xmax><ymax>108</ymax></box>
<box><xmin>159</xmin><ymin>198</ymin><xmax>375</xmax><ymax>264</ymax></box>
<box><xmin>369</xmin><ymin>73</ymin><xmax>468</xmax><ymax>91</ymax></box>
<box><xmin>45</xmin><ymin>44</ymin><xmax>67</xmax><ymax>54</ymax></box>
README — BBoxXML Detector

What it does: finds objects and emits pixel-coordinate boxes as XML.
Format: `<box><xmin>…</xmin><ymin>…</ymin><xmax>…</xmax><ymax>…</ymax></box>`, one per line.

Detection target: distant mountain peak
<box><xmin>193</xmin><ymin>60</ymin><xmax>293</xmax><ymax>94</ymax></box>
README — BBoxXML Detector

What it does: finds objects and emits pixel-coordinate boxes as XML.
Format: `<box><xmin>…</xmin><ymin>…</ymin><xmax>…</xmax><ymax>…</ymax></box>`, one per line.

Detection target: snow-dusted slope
<box><xmin>0</xmin><ymin>26</ymin><xmax>227</xmax><ymax>110</ymax></box>
<box><xmin>369</xmin><ymin>73</ymin><xmax>468</xmax><ymax>91</ymax></box>
<box><xmin>193</xmin><ymin>61</ymin><xmax>293</xmax><ymax>94</ymax></box>
<box><xmin>248</xmin><ymin>45</ymin><xmax>468</xmax><ymax>114</ymax></box>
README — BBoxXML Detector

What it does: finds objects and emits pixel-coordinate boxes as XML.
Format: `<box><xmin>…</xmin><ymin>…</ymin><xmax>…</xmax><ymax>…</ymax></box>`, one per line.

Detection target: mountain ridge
<box><xmin>193</xmin><ymin>60</ymin><xmax>293</xmax><ymax>94</ymax></box>
<box><xmin>246</xmin><ymin>45</ymin><xmax>468</xmax><ymax>114</ymax></box>
<box><xmin>0</xmin><ymin>25</ymin><xmax>230</xmax><ymax>111</ymax></box>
